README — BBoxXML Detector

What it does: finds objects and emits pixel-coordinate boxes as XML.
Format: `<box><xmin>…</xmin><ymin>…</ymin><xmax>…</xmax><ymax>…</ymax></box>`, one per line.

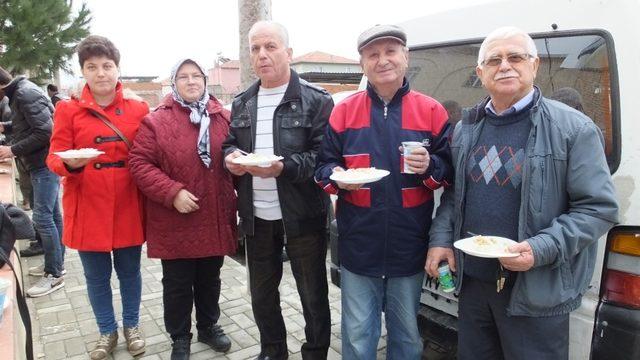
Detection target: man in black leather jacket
<box><xmin>223</xmin><ymin>21</ymin><xmax>333</xmax><ymax>360</ymax></box>
<box><xmin>0</xmin><ymin>67</ymin><xmax>64</xmax><ymax>297</ymax></box>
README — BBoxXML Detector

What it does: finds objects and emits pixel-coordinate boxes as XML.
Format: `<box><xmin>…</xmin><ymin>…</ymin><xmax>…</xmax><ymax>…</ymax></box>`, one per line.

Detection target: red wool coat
<box><xmin>128</xmin><ymin>94</ymin><xmax>237</xmax><ymax>259</ymax></box>
<box><xmin>47</xmin><ymin>83</ymin><xmax>149</xmax><ymax>251</ymax></box>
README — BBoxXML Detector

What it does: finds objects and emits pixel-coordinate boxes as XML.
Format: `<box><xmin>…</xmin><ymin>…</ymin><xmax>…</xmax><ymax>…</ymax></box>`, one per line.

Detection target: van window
<box><xmin>408</xmin><ymin>32</ymin><xmax>619</xmax><ymax>171</ymax></box>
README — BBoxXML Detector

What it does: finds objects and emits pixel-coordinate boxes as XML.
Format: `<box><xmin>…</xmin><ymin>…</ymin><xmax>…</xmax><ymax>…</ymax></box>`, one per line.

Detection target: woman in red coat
<box><xmin>46</xmin><ymin>36</ymin><xmax>148</xmax><ymax>360</ymax></box>
<box><xmin>129</xmin><ymin>59</ymin><xmax>237</xmax><ymax>359</ymax></box>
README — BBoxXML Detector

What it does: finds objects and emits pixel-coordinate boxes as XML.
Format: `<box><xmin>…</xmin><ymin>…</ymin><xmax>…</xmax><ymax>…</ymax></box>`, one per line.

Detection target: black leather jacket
<box><xmin>3</xmin><ymin>76</ymin><xmax>54</xmax><ymax>172</ymax></box>
<box><xmin>223</xmin><ymin>70</ymin><xmax>333</xmax><ymax>237</ymax></box>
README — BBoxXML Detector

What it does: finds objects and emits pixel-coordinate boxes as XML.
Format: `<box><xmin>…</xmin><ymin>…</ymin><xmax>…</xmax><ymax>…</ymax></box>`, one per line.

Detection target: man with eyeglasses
<box><xmin>426</xmin><ymin>26</ymin><xmax>618</xmax><ymax>359</ymax></box>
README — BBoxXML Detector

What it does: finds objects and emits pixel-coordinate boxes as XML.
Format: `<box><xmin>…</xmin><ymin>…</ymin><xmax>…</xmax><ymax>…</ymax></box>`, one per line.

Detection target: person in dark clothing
<box><xmin>0</xmin><ymin>95</ymin><xmax>35</xmax><ymax>215</ymax></box>
<box><xmin>223</xmin><ymin>20</ymin><xmax>333</xmax><ymax>360</ymax></box>
<box><xmin>0</xmin><ymin>66</ymin><xmax>64</xmax><ymax>297</ymax></box>
<box><xmin>46</xmin><ymin>84</ymin><xmax>64</xmax><ymax>107</ymax></box>
<box><xmin>550</xmin><ymin>87</ymin><xmax>584</xmax><ymax>113</ymax></box>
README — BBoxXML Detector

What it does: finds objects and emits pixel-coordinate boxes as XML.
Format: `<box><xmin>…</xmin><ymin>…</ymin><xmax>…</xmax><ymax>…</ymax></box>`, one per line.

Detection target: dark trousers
<box><xmin>247</xmin><ymin>218</ymin><xmax>331</xmax><ymax>360</ymax></box>
<box><xmin>161</xmin><ymin>256</ymin><xmax>224</xmax><ymax>340</ymax></box>
<box><xmin>458</xmin><ymin>276</ymin><xmax>570</xmax><ymax>360</ymax></box>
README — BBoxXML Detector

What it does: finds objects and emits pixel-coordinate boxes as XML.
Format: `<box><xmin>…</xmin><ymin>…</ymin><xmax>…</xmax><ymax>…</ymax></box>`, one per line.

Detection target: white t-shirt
<box><xmin>252</xmin><ymin>83</ymin><xmax>288</xmax><ymax>220</ymax></box>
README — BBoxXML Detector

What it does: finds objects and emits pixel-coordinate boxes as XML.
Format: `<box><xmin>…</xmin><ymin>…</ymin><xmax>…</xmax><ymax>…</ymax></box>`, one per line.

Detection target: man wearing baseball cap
<box><xmin>316</xmin><ymin>24</ymin><xmax>454</xmax><ymax>359</ymax></box>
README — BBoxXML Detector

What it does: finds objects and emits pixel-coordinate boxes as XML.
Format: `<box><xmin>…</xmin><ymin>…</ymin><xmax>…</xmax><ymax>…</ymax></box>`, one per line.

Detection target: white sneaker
<box><xmin>27</xmin><ymin>274</ymin><xmax>65</xmax><ymax>297</ymax></box>
<box><xmin>28</xmin><ymin>264</ymin><xmax>67</xmax><ymax>277</ymax></box>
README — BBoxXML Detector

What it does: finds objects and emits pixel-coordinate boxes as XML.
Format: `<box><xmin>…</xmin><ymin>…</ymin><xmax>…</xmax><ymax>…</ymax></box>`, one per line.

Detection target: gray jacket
<box><xmin>429</xmin><ymin>89</ymin><xmax>619</xmax><ymax>317</ymax></box>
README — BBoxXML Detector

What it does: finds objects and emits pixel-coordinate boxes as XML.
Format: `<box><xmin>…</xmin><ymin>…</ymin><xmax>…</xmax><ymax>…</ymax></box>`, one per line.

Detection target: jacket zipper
<box><xmin>382</xmin><ymin>101</ymin><xmax>390</xmax><ymax>278</ymax></box>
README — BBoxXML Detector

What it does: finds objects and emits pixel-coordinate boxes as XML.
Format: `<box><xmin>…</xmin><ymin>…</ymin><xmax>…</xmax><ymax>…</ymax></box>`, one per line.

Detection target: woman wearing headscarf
<box><xmin>46</xmin><ymin>35</ymin><xmax>148</xmax><ymax>359</ymax></box>
<box><xmin>129</xmin><ymin>59</ymin><xmax>237</xmax><ymax>360</ymax></box>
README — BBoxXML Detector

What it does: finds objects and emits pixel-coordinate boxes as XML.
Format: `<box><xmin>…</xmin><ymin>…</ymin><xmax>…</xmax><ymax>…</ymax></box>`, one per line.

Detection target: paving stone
<box><xmin>36</xmin><ymin>312</ymin><xmax>58</xmax><ymax>328</ymax></box>
<box><xmin>228</xmin><ymin>329</ymin><xmax>258</xmax><ymax>349</ymax></box>
<box><xmin>64</xmin><ymin>336</ymin><xmax>87</xmax><ymax>356</ymax></box>
<box><xmin>34</xmin><ymin>299</ymin><xmax>71</xmax><ymax>312</ymax></box>
<box><xmin>223</xmin><ymin>302</ymin><xmax>253</xmax><ymax>317</ymax></box>
<box><xmin>140</xmin><ymin>319</ymin><xmax>163</xmax><ymax>337</ymax></box>
<box><xmin>43</xmin><ymin>341</ymin><xmax>67</xmax><ymax>360</ymax></box>
<box><xmin>146</xmin><ymin>333</ymin><xmax>170</xmax><ymax>346</ymax></box>
<box><xmin>57</xmin><ymin>308</ymin><xmax>77</xmax><ymax>324</ymax></box>
<box><xmin>229</xmin><ymin>313</ymin><xmax>253</xmax><ymax>329</ymax></box>
<box><xmin>41</xmin><ymin>329</ymin><xmax>81</xmax><ymax>344</ymax></box>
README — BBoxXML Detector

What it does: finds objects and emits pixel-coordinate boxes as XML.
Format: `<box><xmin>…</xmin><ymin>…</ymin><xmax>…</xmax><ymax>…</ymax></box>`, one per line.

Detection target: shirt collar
<box><xmin>485</xmin><ymin>88</ymin><xmax>535</xmax><ymax>116</ymax></box>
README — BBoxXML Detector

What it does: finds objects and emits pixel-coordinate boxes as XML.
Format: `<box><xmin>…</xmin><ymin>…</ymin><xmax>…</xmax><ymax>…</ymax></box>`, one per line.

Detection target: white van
<box><xmin>329</xmin><ymin>0</ymin><xmax>640</xmax><ymax>358</ymax></box>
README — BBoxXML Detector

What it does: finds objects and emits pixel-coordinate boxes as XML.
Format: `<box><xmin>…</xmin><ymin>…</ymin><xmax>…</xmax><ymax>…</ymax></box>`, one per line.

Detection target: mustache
<box><xmin>494</xmin><ymin>72</ymin><xmax>518</xmax><ymax>80</ymax></box>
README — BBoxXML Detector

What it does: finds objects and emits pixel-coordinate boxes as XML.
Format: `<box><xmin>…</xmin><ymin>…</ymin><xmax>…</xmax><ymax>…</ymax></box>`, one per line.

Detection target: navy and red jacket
<box><xmin>315</xmin><ymin>80</ymin><xmax>453</xmax><ymax>277</ymax></box>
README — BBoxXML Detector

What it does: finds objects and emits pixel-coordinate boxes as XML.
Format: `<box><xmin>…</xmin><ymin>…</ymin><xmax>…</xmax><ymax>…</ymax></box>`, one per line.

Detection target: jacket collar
<box><xmin>366</xmin><ymin>78</ymin><xmax>410</xmax><ymax>107</ymax></box>
<box><xmin>2</xmin><ymin>76</ymin><xmax>26</xmax><ymax>101</ymax></box>
<box><xmin>467</xmin><ymin>85</ymin><xmax>543</xmax><ymax>125</ymax></box>
<box><xmin>76</xmin><ymin>82</ymin><xmax>124</xmax><ymax>112</ymax></box>
<box><xmin>158</xmin><ymin>93</ymin><xmax>224</xmax><ymax>115</ymax></box>
<box><xmin>239</xmin><ymin>68</ymin><xmax>302</xmax><ymax>104</ymax></box>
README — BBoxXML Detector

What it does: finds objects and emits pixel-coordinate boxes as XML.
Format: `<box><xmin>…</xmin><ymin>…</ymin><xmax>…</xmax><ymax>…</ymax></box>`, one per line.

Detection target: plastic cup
<box><xmin>0</xmin><ymin>277</ymin><xmax>10</xmax><ymax>323</ymax></box>
<box><xmin>402</xmin><ymin>141</ymin><xmax>424</xmax><ymax>174</ymax></box>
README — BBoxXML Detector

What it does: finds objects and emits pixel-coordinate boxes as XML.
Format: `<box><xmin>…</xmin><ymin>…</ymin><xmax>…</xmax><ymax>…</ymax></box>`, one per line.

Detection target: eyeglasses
<box><xmin>481</xmin><ymin>53</ymin><xmax>534</xmax><ymax>67</ymax></box>
<box><xmin>176</xmin><ymin>74</ymin><xmax>205</xmax><ymax>82</ymax></box>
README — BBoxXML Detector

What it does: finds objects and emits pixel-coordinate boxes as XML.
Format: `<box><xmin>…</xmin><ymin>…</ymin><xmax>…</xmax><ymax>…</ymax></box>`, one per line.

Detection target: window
<box><xmin>463</xmin><ymin>72</ymin><xmax>482</xmax><ymax>88</ymax></box>
<box><xmin>408</xmin><ymin>32</ymin><xmax>619</xmax><ymax>171</ymax></box>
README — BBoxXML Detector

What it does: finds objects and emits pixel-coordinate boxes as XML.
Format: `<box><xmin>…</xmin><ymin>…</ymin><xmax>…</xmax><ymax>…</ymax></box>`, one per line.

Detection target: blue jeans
<box><xmin>30</xmin><ymin>167</ymin><xmax>64</xmax><ymax>276</ymax></box>
<box><xmin>79</xmin><ymin>246</ymin><xmax>142</xmax><ymax>334</ymax></box>
<box><xmin>341</xmin><ymin>266</ymin><xmax>424</xmax><ymax>360</ymax></box>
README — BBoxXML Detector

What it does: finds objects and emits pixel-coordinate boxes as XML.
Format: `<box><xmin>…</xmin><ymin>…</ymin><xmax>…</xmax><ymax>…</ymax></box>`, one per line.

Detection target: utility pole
<box><xmin>238</xmin><ymin>0</ymin><xmax>272</xmax><ymax>89</ymax></box>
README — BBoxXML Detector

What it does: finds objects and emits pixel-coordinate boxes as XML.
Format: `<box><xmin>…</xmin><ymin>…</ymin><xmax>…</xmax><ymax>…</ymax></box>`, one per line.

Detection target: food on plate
<box><xmin>330</xmin><ymin>167</ymin><xmax>390</xmax><ymax>184</ymax></box>
<box><xmin>337</xmin><ymin>167</ymin><xmax>380</xmax><ymax>180</ymax></box>
<box><xmin>60</xmin><ymin>148</ymin><xmax>101</xmax><ymax>155</ymax></box>
<box><xmin>54</xmin><ymin>148</ymin><xmax>105</xmax><ymax>159</ymax></box>
<box><xmin>473</xmin><ymin>235</ymin><xmax>510</xmax><ymax>253</ymax></box>
<box><xmin>241</xmin><ymin>153</ymin><xmax>270</xmax><ymax>162</ymax></box>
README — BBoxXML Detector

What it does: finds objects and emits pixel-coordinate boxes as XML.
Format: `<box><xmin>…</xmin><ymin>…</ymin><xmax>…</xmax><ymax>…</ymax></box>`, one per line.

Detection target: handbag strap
<box><xmin>0</xmin><ymin>249</ymin><xmax>34</xmax><ymax>360</ymax></box>
<box><xmin>88</xmin><ymin>109</ymin><xmax>132</xmax><ymax>149</ymax></box>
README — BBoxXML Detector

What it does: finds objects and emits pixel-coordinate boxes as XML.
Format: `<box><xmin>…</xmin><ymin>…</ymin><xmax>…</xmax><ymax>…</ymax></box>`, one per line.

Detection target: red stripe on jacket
<box><xmin>401</xmin><ymin>92</ymin><xmax>449</xmax><ymax>134</ymax></box>
<box><xmin>329</xmin><ymin>91</ymin><xmax>371</xmax><ymax>133</ymax></box>
<box><xmin>344</xmin><ymin>188</ymin><xmax>371</xmax><ymax>207</ymax></box>
<box><xmin>402</xmin><ymin>187</ymin><xmax>434</xmax><ymax>208</ymax></box>
<box><xmin>344</xmin><ymin>153</ymin><xmax>370</xmax><ymax>169</ymax></box>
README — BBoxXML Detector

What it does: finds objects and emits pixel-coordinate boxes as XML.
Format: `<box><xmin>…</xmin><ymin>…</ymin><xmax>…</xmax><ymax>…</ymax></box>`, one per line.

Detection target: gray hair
<box><xmin>477</xmin><ymin>26</ymin><xmax>537</xmax><ymax>66</ymax></box>
<box><xmin>248</xmin><ymin>20</ymin><xmax>290</xmax><ymax>48</ymax></box>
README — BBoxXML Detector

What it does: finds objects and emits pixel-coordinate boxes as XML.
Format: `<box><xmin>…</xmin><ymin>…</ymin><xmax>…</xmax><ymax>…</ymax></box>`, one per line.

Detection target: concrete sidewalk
<box><xmin>21</xmin><ymin>244</ymin><xmax>389</xmax><ymax>359</ymax></box>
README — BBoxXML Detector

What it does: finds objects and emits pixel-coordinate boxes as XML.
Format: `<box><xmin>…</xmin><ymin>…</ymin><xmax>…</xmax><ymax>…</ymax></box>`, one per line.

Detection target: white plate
<box><xmin>454</xmin><ymin>235</ymin><xmax>520</xmax><ymax>258</ymax></box>
<box><xmin>231</xmin><ymin>154</ymin><xmax>284</xmax><ymax>167</ymax></box>
<box><xmin>330</xmin><ymin>168</ymin><xmax>390</xmax><ymax>185</ymax></box>
<box><xmin>54</xmin><ymin>149</ymin><xmax>105</xmax><ymax>159</ymax></box>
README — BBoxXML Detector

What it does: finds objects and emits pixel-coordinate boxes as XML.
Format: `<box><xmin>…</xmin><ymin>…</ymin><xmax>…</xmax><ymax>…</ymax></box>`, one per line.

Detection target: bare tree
<box><xmin>238</xmin><ymin>0</ymin><xmax>272</xmax><ymax>89</ymax></box>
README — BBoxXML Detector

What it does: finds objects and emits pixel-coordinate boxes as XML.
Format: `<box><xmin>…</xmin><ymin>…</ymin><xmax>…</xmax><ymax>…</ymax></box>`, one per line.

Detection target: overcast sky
<box><xmin>63</xmin><ymin>0</ymin><xmax>489</xmax><ymax>85</ymax></box>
